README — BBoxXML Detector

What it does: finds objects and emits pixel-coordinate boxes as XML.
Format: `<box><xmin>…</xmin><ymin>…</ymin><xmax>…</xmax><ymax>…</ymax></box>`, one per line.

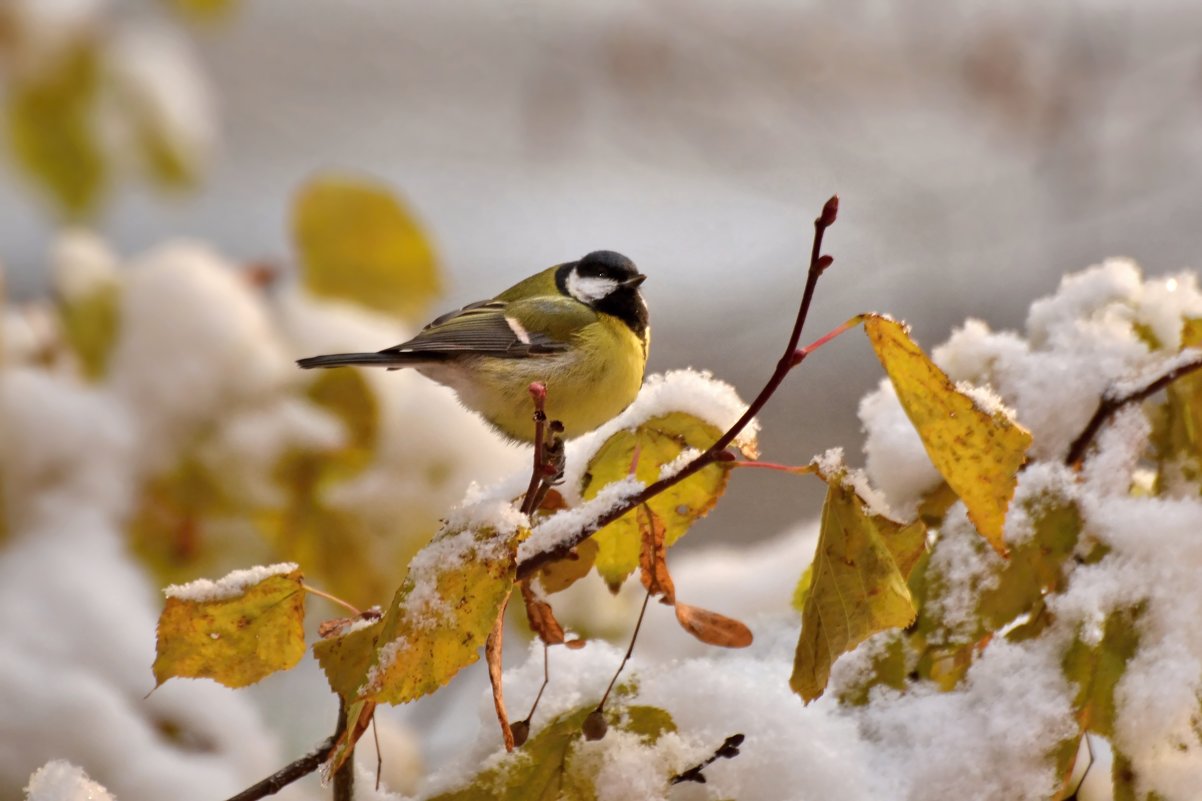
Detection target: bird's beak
<box><xmin>622</xmin><ymin>274</ymin><xmax>648</xmax><ymax>289</ymax></box>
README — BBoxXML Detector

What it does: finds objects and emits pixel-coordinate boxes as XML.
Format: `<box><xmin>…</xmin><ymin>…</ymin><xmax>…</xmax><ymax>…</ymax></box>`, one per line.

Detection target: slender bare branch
<box><xmin>516</xmin><ymin>195</ymin><xmax>840</xmax><ymax>580</ymax></box>
<box><xmin>596</xmin><ymin>589</ymin><xmax>652</xmax><ymax>712</ymax></box>
<box><xmin>1065</xmin><ymin>354</ymin><xmax>1202</xmax><ymax>467</ymax></box>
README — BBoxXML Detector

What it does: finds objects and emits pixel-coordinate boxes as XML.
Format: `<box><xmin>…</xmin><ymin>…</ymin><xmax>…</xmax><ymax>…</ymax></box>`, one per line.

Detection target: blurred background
<box><xmin>3</xmin><ymin>1</ymin><xmax>1202</xmax><ymax>798</ymax></box>
<box><xmin>5</xmin><ymin>0</ymin><xmax>1202</xmax><ymax>534</ymax></box>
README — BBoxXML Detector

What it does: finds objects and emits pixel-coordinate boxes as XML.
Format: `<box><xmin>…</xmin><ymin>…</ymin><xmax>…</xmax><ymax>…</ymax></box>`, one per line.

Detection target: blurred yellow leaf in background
<box><xmin>57</xmin><ymin>283</ymin><xmax>120</xmax><ymax>381</ymax></box>
<box><xmin>6</xmin><ymin>43</ymin><xmax>105</xmax><ymax>218</ymax></box>
<box><xmin>293</xmin><ymin>175</ymin><xmax>442</xmax><ymax>323</ymax></box>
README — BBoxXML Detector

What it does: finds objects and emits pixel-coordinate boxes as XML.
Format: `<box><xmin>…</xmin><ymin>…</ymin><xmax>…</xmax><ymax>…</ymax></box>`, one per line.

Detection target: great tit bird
<box><xmin>297</xmin><ymin>250</ymin><xmax>649</xmax><ymax>442</ymax></box>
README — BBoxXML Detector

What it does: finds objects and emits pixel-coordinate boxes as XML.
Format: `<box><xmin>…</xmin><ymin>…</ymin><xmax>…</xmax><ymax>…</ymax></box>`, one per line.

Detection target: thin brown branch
<box><xmin>516</xmin><ymin>195</ymin><xmax>839</xmax><ymax>581</ymax></box>
<box><xmin>221</xmin><ymin>736</ymin><xmax>336</xmax><ymax>801</ymax></box>
<box><xmin>331</xmin><ymin>701</ymin><xmax>354</xmax><ymax>801</ymax></box>
<box><xmin>520</xmin><ymin>382</ymin><xmax>549</xmax><ymax>516</ymax></box>
<box><xmin>596</xmin><ymin>589</ymin><xmax>652</xmax><ymax>712</ymax></box>
<box><xmin>1065</xmin><ymin>354</ymin><xmax>1202</xmax><ymax>467</ymax></box>
<box><xmin>223</xmin><ymin>702</ymin><xmax>352</xmax><ymax>801</ymax></box>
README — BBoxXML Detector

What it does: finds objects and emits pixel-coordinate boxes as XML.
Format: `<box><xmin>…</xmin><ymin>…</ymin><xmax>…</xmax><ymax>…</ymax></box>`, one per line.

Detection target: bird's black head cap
<box><xmin>556</xmin><ymin>250</ymin><xmax>649</xmax><ymax>338</ymax></box>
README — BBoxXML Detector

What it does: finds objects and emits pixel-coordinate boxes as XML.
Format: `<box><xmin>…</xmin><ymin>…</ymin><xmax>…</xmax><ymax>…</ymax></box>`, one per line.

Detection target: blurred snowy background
<box><xmin>5</xmin><ymin>0</ymin><xmax>1202</xmax><ymax>536</ymax></box>
<box><xmin>5</xmin><ymin>1</ymin><xmax>1202</xmax><ymax>799</ymax></box>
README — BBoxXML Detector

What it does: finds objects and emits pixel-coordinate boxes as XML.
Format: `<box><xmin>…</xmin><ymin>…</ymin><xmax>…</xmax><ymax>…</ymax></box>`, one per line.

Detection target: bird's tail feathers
<box><xmin>296</xmin><ymin>352</ymin><xmax>426</xmax><ymax>370</ymax></box>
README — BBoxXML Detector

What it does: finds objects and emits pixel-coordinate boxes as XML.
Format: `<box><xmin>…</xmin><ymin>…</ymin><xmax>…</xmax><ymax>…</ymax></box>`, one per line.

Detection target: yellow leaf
<box><xmin>136</xmin><ymin>117</ymin><xmax>199</xmax><ymax>190</ymax></box>
<box><xmin>317</xmin><ymin>522</ymin><xmax>525</xmax><ymax>708</ymax></box>
<box><xmin>58</xmin><ymin>283</ymin><xmax>119</xmax><ymax>380</ymax></box>
<box><xmin>324</xmin><ymin>698</ymin><xmax>377</xmax><ymax>779</ymax></box>
<box><xmin>835</xmin><ymin>631</ymin><xmax>909</xmax><ymax>706</ymax></box>
<box><xmin>293</xmin><ymin>175</ymin><xmax>441</xmax><ymax>322</ymax></box>
<box><xmin>6</xmin><ymin>43</ymin><xmax>105</xmax><ymax>217</ymax></box>
<box><xmin>864</xmin><ymin>315</ymin><xmax>1031</xmax><ymax>554</ymax></box>
<box><xmin>129</xmin><ymin>456</ymin><xmax>259</xmax><ymax>587</ymax></box>
<box><xmin>581</xmin><ymin>413</ymin><xmax>730</xmax><ymax>590</ymax></box>
<box><xmin>792</xmin><ymin>472</ymin><xmax>925</xmax><ymax>615</ymax></box>
<box><xmin>536</xmin><ymin>538</ymin><xmax>598</xmax><ymax>595</ymax></box>
<box><xmin>791</xmin><ymin>472</ymin><xmax>924</xmax><ymax>702</ymax></box>
<box><xmin>428</xmin><ymin>704</ymin><xmax>676</xmax><ymax>801</ymax></box>
<box><xmin>153</xmin><ymin>565</ymin><xmax>306</xmax><ymax>688</ymax></box>
<box><xmin>312</xmin><ymin>618</ymin><xmax>384</xmax><ymax>699</ymax></box>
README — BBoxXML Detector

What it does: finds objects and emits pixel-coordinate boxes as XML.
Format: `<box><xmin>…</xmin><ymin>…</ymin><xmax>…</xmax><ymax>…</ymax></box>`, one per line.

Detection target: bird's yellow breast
<box><xmin>427</xmin><ymin>314</ymin><xmax>648</xmax><ymax>442</ymax></box>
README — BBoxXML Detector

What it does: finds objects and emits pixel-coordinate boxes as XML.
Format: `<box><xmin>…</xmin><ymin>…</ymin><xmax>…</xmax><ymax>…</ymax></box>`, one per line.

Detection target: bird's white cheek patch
<box><xmin>506</xmin><ymin>315</ymin><xmax>532</xmax><ymax>345</ymax></box>
<box><xmin>566</xmin><ymin>272</ymin><xmax>619</xmax><ymax>304</ymax></box>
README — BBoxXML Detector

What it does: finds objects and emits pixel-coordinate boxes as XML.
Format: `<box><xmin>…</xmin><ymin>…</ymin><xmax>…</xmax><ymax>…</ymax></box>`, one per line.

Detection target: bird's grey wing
<box><xmin>380</xmin><ymin>300</ymin><xmax>568</xmax><ymax>357</ymax></box>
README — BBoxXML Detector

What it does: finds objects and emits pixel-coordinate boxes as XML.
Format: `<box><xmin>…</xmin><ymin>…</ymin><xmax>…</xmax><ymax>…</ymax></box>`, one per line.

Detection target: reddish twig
<box><xmin>516</xmin><ymin>195</ymin><xmax>840</xmax><ymax>581</ymax></box>
<box><xmin>1065</xmin><ymin>354</ymin><xmax>1202</xmax><ymax>467</ymax></box>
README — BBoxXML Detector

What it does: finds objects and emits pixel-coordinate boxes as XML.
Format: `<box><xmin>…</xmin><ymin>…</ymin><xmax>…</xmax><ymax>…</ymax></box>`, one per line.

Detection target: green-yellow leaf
<box><xmin>864</xmin><ymin>315</ymin><xmax>1031</xmax><ymax>554</ymax></box>
<box><xmin>792</xmin><ymin>472</ymin><xmax>925</xmax><ymax>615</ymax></box>
<box><xmin>791</xmin><ymin>471</ymin><xmax>925</xmax><ymax>702</ymax></box>
<box><xmin>1062</xmin><ymin>605</ymin><xmax>1142</xmax><ymax>738</ymax></box>
<box><xmin>1151</xmin><ymin>317</ymin><xmax>1202</xmax><ymax>489</ymax></box>
<box><xmin>153</xmin><ymin>565</ymin><xmax>306</xmax><ymax>688</ymax></box>
<box><xmin>428</xmin><ymin>704</ymin><xmax>676</xmax><ymax>801</ymax></box>
<box><xmin>6</xmin><ymin>43</ymin><xmax>105</xmax><ymax>217</ymax></box>
<box><xmin>129</xmin><ymin>456</ymin><xmax>256</xmax><ymax>587</ymax></box>
<box><xmin>319</xmin><ymin>523</ymin><xmax>525</xmax><ymax>708</ymax></box>
<box><xmin>580</xmin><ymin>412</ymin><xmax>731</xmax><ymax>590</ymax></box>
<box><xmin>835</xmin><ymin>631</ymin><xmax>909</xmax><ymax>706</ymax></box>
<box><xmin>58</xmin><ymin>283</ymin><xmax>119</xmax><ymax>380</ymax></box>
<box><xmin>136</xmin><ymin>116</ymin><xmax>199</xmax><ymax>190</ymax></box>
<box><xmin>308</xmin><ymin>368</ymin><xmax>378</xmax><ymax>455</ymax></box>
<box><xmin>293</xmin><ymin>175</ymin><xmax>441</xmax><ymax>322</ymax></box>
<box><xmin>977</xmin><ymin>497</ymin><xmax>1081</xmax><ymax>631</ymax></box>
<box><xmin>313</xmin><ymin>617</ymin><xmax>384</xmax><ymax>699</ymax></box>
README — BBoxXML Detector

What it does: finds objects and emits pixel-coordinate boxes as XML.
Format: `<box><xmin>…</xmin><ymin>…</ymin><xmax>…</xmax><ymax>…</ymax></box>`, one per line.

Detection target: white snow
<box><xmin>409</xmin><ymin>255</ymin><xmax>1202</xmax><ymax>800</ymax></box>
<box><xmin>50</xmin><ymin>229</ymin><xmax>118</xmax><ymax>303</ymax></box>
<box><xmin>107</xmin><ymin>241</ymin><xmax>292</xmax><ymax>473</ymax></box>
<box><xmin>561</xmin><ymin>369</ymin><xmax>760</xmax><ymax>501</ymax></box>
<box><xmin>105</xmin><ymin>22</ymin><xmax>217</xmax><ymax>178</ymax></box>
<box><xmin>14</xmin><ymin>228</ymin><xmax>1202</xmax><ymax>800</ymax></box>
<box><xmin>24</xmin><ymin>761</ymin><xmax>114</xmax><ymax>801</ymax></box>
<box><xmin>517</xmin><ymin>476</ymin><xmax>645</xmax><ymax>565</ymax></box>
<box><xmin>163</xmin><ymin>562</ymin><xmax>299</xmax><ymax>603</ymax></box>
<box><xmin>859</xmin><ymin>379</ymin><xmax>942</xmax><ymax>518</ymax></box>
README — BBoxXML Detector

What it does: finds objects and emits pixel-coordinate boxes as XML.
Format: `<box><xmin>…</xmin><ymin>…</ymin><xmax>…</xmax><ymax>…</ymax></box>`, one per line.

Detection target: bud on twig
<box><xmin>819</xmin><ymin>195</ymin><xmax>839</xmax><ymax>228</ymax></box>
